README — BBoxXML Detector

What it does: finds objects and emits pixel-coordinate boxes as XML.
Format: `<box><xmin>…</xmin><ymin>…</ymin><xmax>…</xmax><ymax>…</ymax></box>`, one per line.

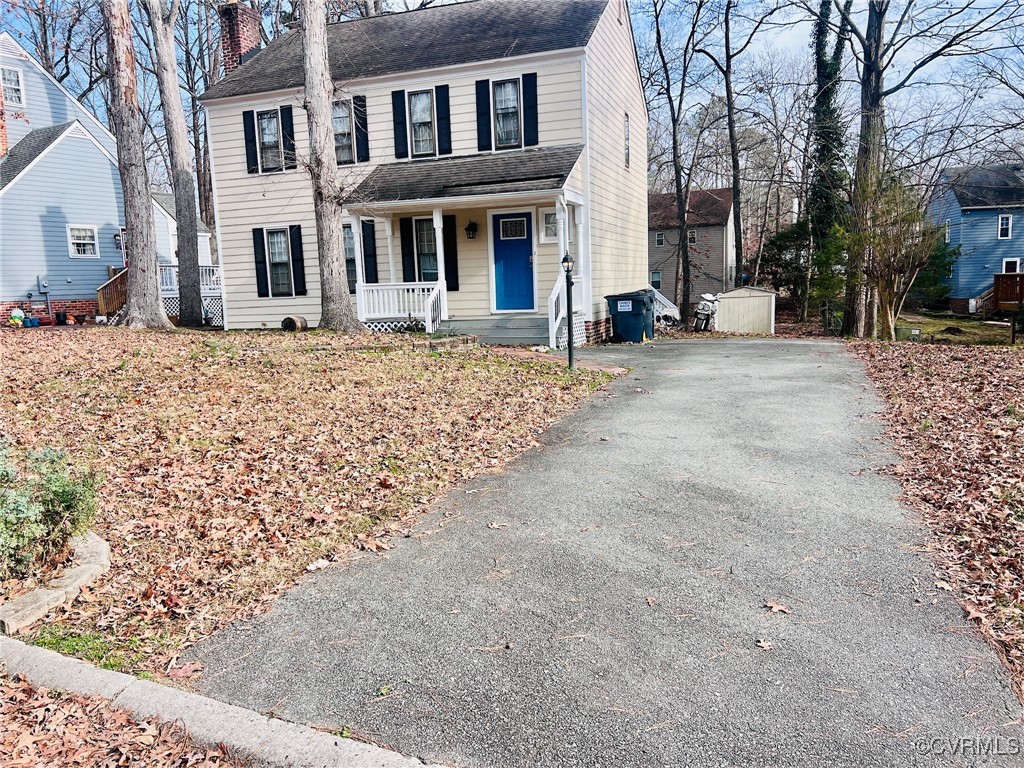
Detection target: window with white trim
<box><xmin>414</xmin><ymin>218</ymin><xmax>438</xmax><ymax>281</ymax></box>
<box><xmin>408</xmin><ymin>90</ymin><xmax>435</xmax><ymax>158</ymax></box>
<box><xmin>944</xmin><ymin>219</ymin><xmax>951</xmax><ymax>244</ymax></box>
<box><xmin>998</xmin><ymin>214</ymin><xmax>1013</xmax><ymax>240</ymax></box>
<box><xmin>1</xmin><ymin>68</ymin><xmax>23</xmax><ymax>107</ymax></box>
<box><xmin>67</xmin><ymin>226</ymin><xmax>98</xmax><ymax>258</ymax></box>
<box><xmin>333</xmin><ymin>100</ymin><xmax>354</xmax><ymax>165</ymax></box>
<box><xmin>257</xmin><ymin>110</ymin><xmax>283</xmax><ymax>173</ymax></box>
<box><xmin>1003</xmin><ymin>258</ymin><xmax>1020</xmax><ymax>274</ymax></box>
<box><xmin>493</xmin><ymin>79</ymin><xmax>522</xmax><ymax>150</ymax></box>
<box><xmin>687</xmin><ymin>229</ymin><xmax>697</xmax><ymax>245</ymax></box>
<box><xmin>266</xmin><ymin>228</ymin><xmax>293</xmax><ymax>296</ymax></box>
<box><xmin>540</xmin><ymin>208</ymin><xmax>574</xmax><ymax>245</ymax></box>
<box><xmin>655</xmin><ymin>231</ymin><xmax>665</xmax><ymax>247</ymax></box>
<box><xmin>624</xmin><ymin>113</ymin><xmax>631</xmax><ymax>168</ymax></box>
<box><xmin>650</xmin><ymin>271</ymin><xmax>662</xmax><ymax>290</ymax></box>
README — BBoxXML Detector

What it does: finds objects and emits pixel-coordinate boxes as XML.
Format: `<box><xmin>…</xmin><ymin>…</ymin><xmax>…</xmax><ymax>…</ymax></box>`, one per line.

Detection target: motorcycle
<box><xmin>693</xmin><ymin>293</ymin><xmax>720</xmax><ymax>332</ymax></box>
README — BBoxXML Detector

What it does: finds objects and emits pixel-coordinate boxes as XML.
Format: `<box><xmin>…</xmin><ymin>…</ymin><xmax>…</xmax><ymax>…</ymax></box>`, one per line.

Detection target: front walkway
<box><xmin>189</xmin><ymin>340</ymin><xmax>1021</xmax><ymax>767</ymax></box>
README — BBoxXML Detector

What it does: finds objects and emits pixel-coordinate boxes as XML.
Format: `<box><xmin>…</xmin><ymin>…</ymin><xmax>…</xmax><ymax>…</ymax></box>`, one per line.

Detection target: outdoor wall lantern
<box><xmin>561</xmin><ymin>252</ymin><xmax>575</xmax><ymax>369</ymax></box>
<box><xmin>464</xmin><ymin>220</ymin><xmax>478</xmax><ymax>240</ymax></box>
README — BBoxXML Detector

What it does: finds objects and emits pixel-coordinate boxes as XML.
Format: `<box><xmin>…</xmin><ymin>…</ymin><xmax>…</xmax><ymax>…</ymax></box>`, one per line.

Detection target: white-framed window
<box><xmin>413</xmin><ymin>218</ymin><xmax>439</xmax><ymax>281</ymax></box>
<box><xmin>1003</xmin><ymin>258</ymin><xmax>1020</xmax><ymax>274</ymax></box>
<box><xmin>344</xmin><ymin>224</ymin><xmax>357</xmax><ymax>293</ymax></box>
<box><xmin>333</xmin><ymin>100</ymin><xmax>354</xmax><ymax>165</ymax></box>
<box><xmin>265</xmin><ymin>228</ymin><xmax>293</xmax><ymax>296</ymax></box>
<box><xmin>998</xmin><ymin>214</ymin><xmax>1013</xmax><ymax>240</ymax></box>
<box><xmin>944</xmin><ymin>219</ymin><xmax>951</xmax><ymax>244</ymax></box>
<box><xmin>655</xmin><ymin>231</ymin><xmax>665</xmax><ymax>247</ymax></box>
<box><xmin>408</xmin><ymin>90</ymin><xmax>436</xmax><ymax>158</ymax></box>
<box><xmin>67</xmin><ymin>225</ymin><xmax>99</xmax><ymax>258</ymax></box>
<box><xmin>687</xmin><ymin>229</ymin><xmax>697</xmax><ymax>245</ymax></box>
<box><xmin>493</xmin><ymin>79</ymin><xmax>522</xmax><ymax>150</ymax></box>
<box><xmin>540</xmin><ymin>208</ymin><xmax>574</xmax><ymax>245</ymax></box>
<box><xmin>257</xmin><ymin>109</ymin><xmax>284</xmax><ymax>173</ymax></box>
<box><xmin>650</xmin><ymin>271</ymin><xmax>662</xmax><ymax>290</ymax></box>
<box><xmin>624</xmin><ymin>113</ymin><xmax>631</xmax><ymax>168</ymax></box>
<box><xmin>1</xmin><ymin>68</ymin><xmax>24</xmax><ymax>107</ymax></box>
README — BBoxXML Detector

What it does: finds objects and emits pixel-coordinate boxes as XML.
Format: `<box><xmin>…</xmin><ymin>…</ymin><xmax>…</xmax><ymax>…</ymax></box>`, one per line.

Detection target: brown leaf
<box><xmin>764</xmin><ymin>601</ymin><xmax>792</xmax><ymax>614</ymax></box>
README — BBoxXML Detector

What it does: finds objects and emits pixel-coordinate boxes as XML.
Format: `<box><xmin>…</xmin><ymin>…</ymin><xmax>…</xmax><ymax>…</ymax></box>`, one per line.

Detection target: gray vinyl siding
<box><xmin>648</xmin><ymin>224</ymin><xmax>730</xmax><ymax>304</ymax></box>
<box><xmin>0</xmin><ymin>52</ymin><xmax>117</xmax><ymax>156</ymax></box>
<box><xmin>0</xmin><ymin>134</ymin><xmax>125</xmax><ymax>301</ymax></box>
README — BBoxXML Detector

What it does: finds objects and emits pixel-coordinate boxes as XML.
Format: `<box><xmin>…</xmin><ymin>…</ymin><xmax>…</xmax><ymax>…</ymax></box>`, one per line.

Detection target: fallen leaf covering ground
<box><xmin>853</xmin><ymin>341</ymin><xmax>1024</xmax><ymax>692</ymax></box>
<box><xmin>0</xmin><ymin>674</ymin><xmax>244</xmax><ymax>767</ymax></box>
<box><xmin>0</xmin><ymin>328</ymin><xmax>606</xmax><ymax>675</ymax></box>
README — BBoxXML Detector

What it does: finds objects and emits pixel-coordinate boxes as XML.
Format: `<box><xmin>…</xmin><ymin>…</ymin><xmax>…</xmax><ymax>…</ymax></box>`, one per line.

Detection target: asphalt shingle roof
<box><xmin>648</xmin><ymin>189</ymin><xmax>733</xmax><ymax>229</ymax></box>
<box><xmin>946</xmin><ymin>163</ymin><xmax>1024</xmax><ymax>209</ymax></box>
<box><xmin>346</xmin><ymin>144</ymin><xmax>584</xmax><ymax>204</ymax></box>
<box><xmin>202</xmin><ymin>0</ymin><xmax>610</xmax><ymax>101</ymax></box>
<box><xmin>152</xmin><ymin>192</ymin><xmax>212</xmax><ymax>234</ymax></box>
<box><xmin>0</xmin><ymin>122</ymin><xmax>74</xmax><ymax>190</ymax></box>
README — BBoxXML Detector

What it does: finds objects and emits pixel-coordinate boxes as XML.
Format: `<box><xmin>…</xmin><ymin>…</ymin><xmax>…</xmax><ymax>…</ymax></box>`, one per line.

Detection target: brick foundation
<box><xmin>586</xmin><ymin>317</ymin><xmax>613</xmax><ymax>344</ymax></box>
<box><xmin>1</xmin><ymin>299</ymin><xmax>99</xmax><ymax>325</ymax></box>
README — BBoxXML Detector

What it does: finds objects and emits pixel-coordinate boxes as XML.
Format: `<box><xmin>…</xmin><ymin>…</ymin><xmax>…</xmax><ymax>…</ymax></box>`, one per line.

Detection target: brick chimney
<box><xmin>219</xmin><ymin>0</ymin><xmax>262</xmax><ymax>75</ymax></box>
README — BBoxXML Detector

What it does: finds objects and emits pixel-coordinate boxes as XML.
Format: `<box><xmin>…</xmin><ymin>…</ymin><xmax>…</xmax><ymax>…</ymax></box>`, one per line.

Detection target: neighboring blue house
<box><xmin>0</xmin><ymin>31</ymin><xmax>219</xmax><ymax>324</ymax></box>
<box><xmin>932</xmin><ymin>162</ymin><xmax>1024</xmax><ymax>314</ymax></box>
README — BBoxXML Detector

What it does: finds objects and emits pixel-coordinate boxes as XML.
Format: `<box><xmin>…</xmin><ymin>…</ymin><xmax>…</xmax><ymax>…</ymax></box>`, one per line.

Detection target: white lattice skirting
<box><xmin>363</xmin><ymin>319</ymin><xmax>425</xmax><ymax>333</ymax></box>
<box><xmin>556</xmin><ymin>313</ymin><xmax>587</xmax><ymax>350</ymax></box>
<box><xmin>162</xmin><ymin>296</ymin><xmax>224</xmax><ymax>326</ymax></box>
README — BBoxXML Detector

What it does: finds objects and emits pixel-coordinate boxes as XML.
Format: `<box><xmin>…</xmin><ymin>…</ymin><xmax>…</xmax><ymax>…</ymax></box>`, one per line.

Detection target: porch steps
<box><xmin>444</xmin><ymin>317</ymin><xmax>549</xmax><ymax>346</ymax></box>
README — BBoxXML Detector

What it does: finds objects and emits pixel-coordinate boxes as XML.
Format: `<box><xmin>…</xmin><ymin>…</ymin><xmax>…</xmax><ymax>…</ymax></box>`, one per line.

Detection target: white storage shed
<box><xmin>716</xmin><ymin>287</ymin><xmax>776</xmax><ymax>335</ymax></box>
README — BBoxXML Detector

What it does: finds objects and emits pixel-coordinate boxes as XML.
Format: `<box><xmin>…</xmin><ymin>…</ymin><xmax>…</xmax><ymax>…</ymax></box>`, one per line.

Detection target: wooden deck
<box><xmin>994</xmin><ymin>273</ymin><xmax>1024</xmax><ymax>311</ymax></box>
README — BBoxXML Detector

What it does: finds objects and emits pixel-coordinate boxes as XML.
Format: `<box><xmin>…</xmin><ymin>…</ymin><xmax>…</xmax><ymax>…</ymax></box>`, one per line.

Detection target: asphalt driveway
<box><xmin>190</xmin><ymin>340</ymin><xmax>1023</xmax><ymax>768</ymax></box>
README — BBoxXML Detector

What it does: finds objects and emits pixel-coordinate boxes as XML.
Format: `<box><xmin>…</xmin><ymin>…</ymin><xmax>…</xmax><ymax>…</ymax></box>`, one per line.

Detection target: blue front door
<box><xmin>493</xmin><ymin>213</ymin><xmax>534</xmax><ymax>310</ymax></box>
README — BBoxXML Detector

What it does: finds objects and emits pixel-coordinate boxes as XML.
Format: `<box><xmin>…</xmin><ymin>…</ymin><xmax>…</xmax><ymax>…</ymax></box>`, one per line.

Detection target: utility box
<box><xmin>715</xmin><ymin>287</ymin><xmax>776</xmax><ymax>335</ymax></box>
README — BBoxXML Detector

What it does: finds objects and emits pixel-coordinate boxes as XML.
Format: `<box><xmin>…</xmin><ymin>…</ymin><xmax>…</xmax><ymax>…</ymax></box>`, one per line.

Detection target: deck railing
<box><xmin>159</xmin><ymin>265</ymin><xmax>222</xmax><ymax>295</ymax></box>
<box><xmin>995</xmin><ymin>273</ymin><xmax>1024</xmax><ymax>309</ymax></box>
<box><xmin>96</xmin><ymin>269</ymin><xmax>129</xmax><ymax>317</ymax></box>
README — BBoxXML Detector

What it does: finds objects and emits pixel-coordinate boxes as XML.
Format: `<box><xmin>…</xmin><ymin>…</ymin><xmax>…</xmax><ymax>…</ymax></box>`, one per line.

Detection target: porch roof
<box><xmin>345</xmin><ymin>144</ymin><xmax>584</xmax><ymax>207</ymax></box>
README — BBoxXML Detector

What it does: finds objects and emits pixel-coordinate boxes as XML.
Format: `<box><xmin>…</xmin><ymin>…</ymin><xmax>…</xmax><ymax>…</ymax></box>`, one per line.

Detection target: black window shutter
<box><xmin>362</xmin><ymin>220</ymin><xmax>379</xmax><ymax>283</ymax></box>
<box><xmin>243</xmin><ymin>111</ymin><xmax>258</xmax><ymax>174</ymax></box>
<box><xmin>391</xmin><ymin>91</ymin><xmax>408</xmax><ymax>159</ymax></box>
<box><xmin>252</xmin><ymin>228</ymin><xmax>269</xmax><ymax>297</ymax></box>
<box><xmin>289</xmin><ymin>224</ymin><xmax>306</xmax><ymax>295</ymax></box>
<box><xmin>436</xmin><ymin>85</ymin><xmax>452</xmax><ymax>156</ymax></box>
<box><xmin>354</xmin><ymin>95</ymin><xmax>370</xmax><ymax>163</ymax></box>
<box><xmin>280</xmin><ymin>106</ymin><xmax>297</xmax><ymax>169</ymax></box>
<box><xmin>523</xmin><ymin>73</ymin><xmax>539</xmax><ymax>147</ymax></box>
<box><xmin>400</xmin><ymin>217</ymin><xmax>416</xmax><ymax>281</ymax></box>
<box><xmin>442</xmin><ymin>215</ymin><xmax>459</xmax><ymax>292</ymax></box>
<box><xmin>475</xmin><ymin>79</ymin><xmax>492</xmax><ymax>152</ymax></box>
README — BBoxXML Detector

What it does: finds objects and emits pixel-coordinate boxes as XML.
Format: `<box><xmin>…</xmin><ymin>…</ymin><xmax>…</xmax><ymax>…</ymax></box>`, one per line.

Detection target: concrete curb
<box><xmin>0</xmin><ymin>531</ymin><xmax>111</xmax><ymax>635</ymax></box>
<box><xmin>0</xmin><ymin>636</ymin><xmax>442</xmax><ymax>768</ymax></box>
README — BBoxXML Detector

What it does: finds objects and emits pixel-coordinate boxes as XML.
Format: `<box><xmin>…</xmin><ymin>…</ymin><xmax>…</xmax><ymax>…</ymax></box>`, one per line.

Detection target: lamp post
<box><xmin>561</xmin><ymin>252</ymin><xmax>575</xmax><ymax>369</ymax></box>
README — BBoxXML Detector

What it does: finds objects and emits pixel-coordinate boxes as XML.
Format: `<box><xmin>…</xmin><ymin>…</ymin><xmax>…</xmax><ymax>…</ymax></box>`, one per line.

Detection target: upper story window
<box><xmin>687</xmin><ymin>229</ymin><xmax>697</xmax><ymax>245</ymax></box>
<box><xmin>655</xmin><ymin>232</ymin><xmax>665</xmax><ymax>247</ymax></box>
<box><xmin>493</xmin><ymin>79</ymin><xmax>522</xmax><ymax>150</ymax></box>
<box><xmin>333</xmin><ymin>100</ymin><xmax>354</xmax><ymax>165</ymax></box>
<box><xmin>624</xmin><ymin>113</ymin><xmax>631</xmax><ymax>168</ymax></box>
<box><xmin>1</xmin><ymin>68</ymin><xmax>23</xmax><ymax>107</ymax></box>
<box><xmin>998</xmin><ymin>214</ymin><xmax>1013</xmax><ymax>240</ymax></box>
<box><xmin>409</xmin><ymin>90</ymin><xmax>435</xmax><ymax>158</ymax></box>
<box><xmin>257</xmin><ymin>109</ymin><xmax>283</xmax><ymax>173</ymax></box>
<box><xmin>67</xmin><ymin>225</ymin><xmax>98</xmax><ymax>258</ymax></box>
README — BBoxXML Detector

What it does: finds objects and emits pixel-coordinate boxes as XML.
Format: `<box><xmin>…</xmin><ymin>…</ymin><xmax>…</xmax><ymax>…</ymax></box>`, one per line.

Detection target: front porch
<box><xmin>344</xmin><ymin>145</ymin><xmax>590</xmax><ymax>347</ymax></box>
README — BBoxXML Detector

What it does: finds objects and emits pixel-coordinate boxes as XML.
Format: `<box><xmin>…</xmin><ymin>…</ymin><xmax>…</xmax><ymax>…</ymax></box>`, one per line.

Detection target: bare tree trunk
<box><xmin>723</xmin><ymin>2</ymin><xmax>744</xmax><ymax>288</ymax></box>
<box><xmin>103</xmin><ymin>0</ymin><xmax>170</xmax><ymax>329</ymax></box>
<box><xmin>142</xmin><ymin>0</ymin><xmax>203</xmax><ymax>327</ymax></box>
<box><xmin>300</xmin><ymin>0</ymin><xmax>362</xmax><ymax>332</ymax></box>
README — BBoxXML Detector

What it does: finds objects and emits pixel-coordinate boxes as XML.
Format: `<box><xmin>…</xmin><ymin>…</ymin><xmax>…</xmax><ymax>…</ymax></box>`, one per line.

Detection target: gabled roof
<box><xmin>202</xmin><ymin>0</ymin><xmax>610</xmax><ymax>101</ymax></box>
<box><xmin>0</xmin><ymin>122</ymin><xmax>76</xmax><ymax>190</ymax></box>
<box><xmin>649</xmin><ymin>189</ymin><xmax>732</xmax><ymax>229</ymax></box>
<box><xmin>346</xmin><ymin>144</ymin><xmax>583</xmax><ymax>205</ymax></box>
<box><xmin>152</xmin><ymin>192</ymin><xmax>212</xmax><ymax>234</ymax></box>
<box><xmin>945</xmin><ymin>163</ymin><xmax>1024</xmax><ymax>209</ymax></box>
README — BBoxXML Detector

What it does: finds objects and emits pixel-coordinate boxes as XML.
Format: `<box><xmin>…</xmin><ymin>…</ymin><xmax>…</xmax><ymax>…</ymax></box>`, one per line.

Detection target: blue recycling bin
<box><xmin>605</xmin><ymin>291</ymin><xmax>655</xmax><ymax>343</ymax></box>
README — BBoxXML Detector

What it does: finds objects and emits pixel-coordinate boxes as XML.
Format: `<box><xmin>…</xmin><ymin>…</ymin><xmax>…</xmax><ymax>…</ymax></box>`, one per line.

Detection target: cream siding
<box><xmin>582</xmin><ymin>4</ymin><xmax>648</xmax><ymax>320</ymax></box>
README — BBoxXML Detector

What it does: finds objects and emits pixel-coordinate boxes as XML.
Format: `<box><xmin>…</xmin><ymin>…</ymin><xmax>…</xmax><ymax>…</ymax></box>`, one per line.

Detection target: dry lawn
<box><xmin>0</xmin><ymin>328</ymin><xmax>606</xmax><ymax>677</ymax></box>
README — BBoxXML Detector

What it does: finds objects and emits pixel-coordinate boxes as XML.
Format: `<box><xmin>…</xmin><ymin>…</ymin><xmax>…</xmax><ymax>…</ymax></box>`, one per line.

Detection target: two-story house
<box><xmin>647</xmin><ymin>189</ymin><xmax>735</xmax><ymax>308</ymax></box>
<box><xmin>931</xmin><ymin>162</ymin><xmax>1024</xmax><ymax>314</ymax></box>
<box><xmin>201</xmin><ymin>0</ymin><xmax>648</xmax><ymax>345</ymax></box>
<box><xmin>0</xmin><ymin>32</ymin><xmax>220</xmax><ymax>324</ymax></box>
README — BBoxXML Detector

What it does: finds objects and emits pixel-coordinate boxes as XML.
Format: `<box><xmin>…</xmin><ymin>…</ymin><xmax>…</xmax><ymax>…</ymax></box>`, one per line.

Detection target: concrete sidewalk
<box><xmin>190</xmin><ymin>340</ymin><xmax>1023</xmax><ymax>768</ymax></box>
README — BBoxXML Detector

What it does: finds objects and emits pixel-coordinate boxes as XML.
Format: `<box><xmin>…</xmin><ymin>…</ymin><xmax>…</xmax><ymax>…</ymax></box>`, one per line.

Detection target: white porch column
<box><xmin>574</xmin><ymin>202</ymin><xmax>588</xmax><ymax>319</ymax></box>
<box><xmin>350</xmin><ymin>213</ymin><xmax>366</xmax><ymax>321</ymax></box>
<box><xmin>432</xmin><ymin>208</ymin><xmax>448</xmax><ymax>319</ymax></box>
<box><xmin>384</xmin><ymin>216</ymin><xmax>397</xmax><ymax>283</ymax></box>
<box><xmin>556</xmin><ymin>196</ymin><xmax>567</xmax><ymax>267</ymax></box>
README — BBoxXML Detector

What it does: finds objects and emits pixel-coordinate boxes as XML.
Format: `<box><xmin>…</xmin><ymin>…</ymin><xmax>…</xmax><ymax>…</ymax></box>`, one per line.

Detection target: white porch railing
<box><xmin>424</xmin><ymin>282</ymin><xmax>444</xmax><ymax>334</ymax></box>
<box><xmin>547</xmin><ymin>273</ymin><xmax>584</xmax><ymax>349</ymax></box>
<box><xmin>359</xmin><ymin>281</ymin><xmax>446</xmax><ymax>327</ymax></box>
<box><xmin>649</xmin><ymin>285</ymin><xmax>681</xmax><ymax>321</ymax></box>
<box><xmin>159</xmin><ymin>264</ymin><xmax>222</xmax><ymax>296</ymax></box>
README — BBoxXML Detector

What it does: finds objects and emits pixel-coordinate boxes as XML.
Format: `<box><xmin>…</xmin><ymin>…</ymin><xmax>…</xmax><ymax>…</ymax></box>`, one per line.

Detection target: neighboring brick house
<box><xmin>201</xmin><ymin>0</ymin><xmax>648</xmax><ymax>345</ymax></box>
<box><xmin>647</xmin><ymin>189</ymin><xmax>735</xmax><ymax>308</ymax></box>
